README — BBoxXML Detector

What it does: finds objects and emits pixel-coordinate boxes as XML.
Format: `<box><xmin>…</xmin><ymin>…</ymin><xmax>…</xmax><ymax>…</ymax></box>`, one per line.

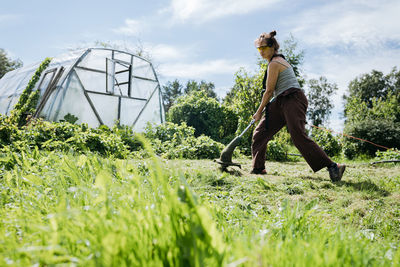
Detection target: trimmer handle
<box><xmin>238</xmin><ymin>119</ymin><xmax>256</xmax><ymax>138</ymax></box>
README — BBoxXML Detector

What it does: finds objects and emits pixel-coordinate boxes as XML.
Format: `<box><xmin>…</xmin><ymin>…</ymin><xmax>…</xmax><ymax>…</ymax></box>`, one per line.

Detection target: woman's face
<box><xmin>257</xmin><ymin>46</ymin><xmax>274</xmax><ymax>60</ymax></box>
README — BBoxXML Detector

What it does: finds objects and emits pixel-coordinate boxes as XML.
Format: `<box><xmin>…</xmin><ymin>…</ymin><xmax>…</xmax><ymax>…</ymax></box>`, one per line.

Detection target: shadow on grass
<box><xmin>301</xmin><ymin>176</ymin><xmax>390</xmax><ymax>196</ymax></box>
<box><xmin>218</xmin><ymin>167</ymin><xmax>242</xmax><ymax>177</ymax></box>
<box><xmin>337</xmin><ymin>180</ymin><xmax>390</xmax><ymax>197</ymax></box>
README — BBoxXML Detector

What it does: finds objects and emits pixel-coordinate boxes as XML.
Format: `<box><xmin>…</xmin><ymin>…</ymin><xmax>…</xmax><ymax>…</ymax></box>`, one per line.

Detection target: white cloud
<box><xmin>167</xmin><ymin>0</ymin><xmax>281</xmax><ymax>23</ymax></box>
<box><xmin>303</xmin><ymin>46</ymin><xmax>400</xmax><ymax>131</ymax></box>
<box><xmin>159</xmin><ymin>59</ymin><xmax>249</xmax><ymax>78</ymax></box>
<box><xmin>112</xmin><ymin>19</ymin><xmax>144</xmax><ymax>36</ymax></box>
<box><xmin>150</xmin><ymin>43</ymin><xmax>190</xmax><ymax>62</ymax></box>
<box><xmin>289</xmin><ymin>0</ymin><xmax>400</xmax><ymax>49</ymax></box>
<box><xmin>56</xmin><ymin>39</ymin><xmax>191</xmax><ymax>65</ymax></box>
<box><xmin>283</xmin><ymin>0</ymin><xmax>400</xmax><ymax>131</ymax></box>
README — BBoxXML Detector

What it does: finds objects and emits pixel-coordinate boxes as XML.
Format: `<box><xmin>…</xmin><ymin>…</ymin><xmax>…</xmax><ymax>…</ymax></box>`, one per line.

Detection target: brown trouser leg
<box><xmin>252</xmin><ymin>89</ymin><xmax>333</xmax><ymax>172</ymax></box>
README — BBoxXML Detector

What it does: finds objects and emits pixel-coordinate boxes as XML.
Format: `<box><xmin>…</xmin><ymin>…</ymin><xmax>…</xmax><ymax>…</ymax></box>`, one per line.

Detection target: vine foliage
<box><xmin>9</xmin><ymin>57</ymin><xmax>52</xmax><ymax>127</ymax></box>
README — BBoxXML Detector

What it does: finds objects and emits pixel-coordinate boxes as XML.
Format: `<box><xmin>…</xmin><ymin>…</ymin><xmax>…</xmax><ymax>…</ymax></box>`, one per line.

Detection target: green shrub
<box><xmin>0</xmin><ymin>114</ymin><xmax>225</xmax><ymax>160</ymax></box>
<box><xmin>0</xmin><ymin>116</ymin><xmax>18</xmax><ymax>146</ymax></box>
<box><xmin>145</xmin><ymin>121</ymin><xmax>195</xmax><ymax>143</ymax></box>
<box><xmin>311</xmin><ymin>128</ymin><xmax>342</xmax><ymax>157</ymax></box>
<box><xmin>144</xmin><ymin>122</ymin><xmax>224</xmax><ymax>159</ymax></box>
<box><xmin>343</xmin><ymin>92</ymin><xmax>400</xmax><ymax>157</ymax></box>
<box><xmin>112</xmin><ymin>124</ymin><xmax>143</xmax><ymax>151</ymax></box>
<box><xmin>375</xmin><ymin>148</ymin><xmax>400</xmax><ymax>161</ymax></box>
<box><xmin>65</xmin><ymin>128</ymin><xmax>128</xmax><ymax>158</ymax></box>
<box><xmin>266</xmin><ymin>140</ymin><xmax>289</xmax><ymax>161</ymax></box>
<box><xmin>343</xmin><ymin>141</ymin><xmax>358</xmax><ymax>160</ymax></box>
<box><xmin>167</xmin><ymin>90</ymin><xmax>238</xmax><ymax>144</ymax></box>
<box><xmin>60</xmin><ymin>113</ymin><xmax>79</xmax><ymax>124</ymax></box>
<box><xmin>344</xmin><ymin>118</ymin><xmax>400</xmax><ymax>157</ymax></box>
<box><xmin>0</xmin><ymin>116</ymin><xmax>131</xmax><ymax>159</ymax></box>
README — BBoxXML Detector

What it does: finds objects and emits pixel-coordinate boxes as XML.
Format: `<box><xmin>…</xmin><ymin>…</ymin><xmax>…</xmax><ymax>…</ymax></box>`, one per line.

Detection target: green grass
<box><xmin>0</xmin><ymin>147</ymin><xmax>399</xmax><ymax>266</ymax></box>
<box><xmin>161</xmin><ymin>158</ymin><xmax>400</xmax><ymax>266</ymax></box>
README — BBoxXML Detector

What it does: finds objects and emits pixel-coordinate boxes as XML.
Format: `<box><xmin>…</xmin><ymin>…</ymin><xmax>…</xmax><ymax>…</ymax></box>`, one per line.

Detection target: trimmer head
<box><xmin>214</xmin><ymin>119</ymin><xmax>256</xmax><ymax>172</ymax></box>
<box><xmin>214</xmin><ymin>159</ymin><xmax>241</xmax><ymax>171</ymax></box>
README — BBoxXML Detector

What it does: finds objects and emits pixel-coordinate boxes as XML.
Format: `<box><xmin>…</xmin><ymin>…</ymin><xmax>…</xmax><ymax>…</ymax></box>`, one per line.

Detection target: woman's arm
<box><xmin>252</xmin><ymin>62</ymin><xmax>280</xmax><ymax>121</ymax></box>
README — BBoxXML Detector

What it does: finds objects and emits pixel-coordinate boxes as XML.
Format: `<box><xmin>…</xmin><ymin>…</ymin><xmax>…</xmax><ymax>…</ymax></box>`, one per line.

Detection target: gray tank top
<box><xmin>273</xmin><ymin>64</ymin><xmax>300</xmax><ymax>97</ymax></box>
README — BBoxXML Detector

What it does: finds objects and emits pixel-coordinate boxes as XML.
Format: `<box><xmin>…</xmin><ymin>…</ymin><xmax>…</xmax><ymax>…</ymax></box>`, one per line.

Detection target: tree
<box><xmin>306</xmin><ymin>76</ymin><xmax>338</xmax><ymax>126</ymax></box>
<box><xmin>162</xmin><ymin>79</ymin><xmax>218</xmax><ymax>113</ymax></box>
<box><xmin>344</xmin><ymin>67</ymin><xmax>400</xmax><ymax>123</ymax></box>
<box><xmin>280</xmin><ymin>34</ymin><xmax>305</xmax><ymax>87</ymax></box>
<box><xmin>387</xmin><ymin>67</ymin><xmax>400</xmax><ymax>93</ymax></box>
<box><xmin>343</xmin><ymin>67</ymin><xmax>400</xmax><ymax>156</ymax></box>
<box><xmin>167</xmin><ymin>90</ymin><xmax>238</xmax><ymax>143</ymax></box>
<box><xmin>0</xmin><ymin>48</ymin><xmax>23</xmax><ymax>79</ymax></box>
<box><xmin>162</xmin><ymin>79</ymin><xmax>183</xmax><ymax>112</ymax></box>
<box><xmin>344</xmin><ymin>68</ymin><xmax>400</xmax><ymax>111</ymax></box>
<box><xmin>184</xmin><ymin>80</ymin><xmax>218</xmax><ymax>99</ymax></box>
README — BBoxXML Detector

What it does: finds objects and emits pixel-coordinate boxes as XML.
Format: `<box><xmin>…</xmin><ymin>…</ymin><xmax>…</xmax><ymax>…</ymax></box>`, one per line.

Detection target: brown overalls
<box><xmin>251</xmin><ymin>87</ymin><xmax>334</xmax><ymax>172</ymax></box>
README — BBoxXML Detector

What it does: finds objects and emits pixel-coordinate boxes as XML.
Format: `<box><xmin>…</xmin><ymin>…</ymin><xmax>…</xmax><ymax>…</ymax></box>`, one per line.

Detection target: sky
<box><xmin>1</xmin><ymin>0</ymin><xmax>400</xmax><ymax>131</ymax></box>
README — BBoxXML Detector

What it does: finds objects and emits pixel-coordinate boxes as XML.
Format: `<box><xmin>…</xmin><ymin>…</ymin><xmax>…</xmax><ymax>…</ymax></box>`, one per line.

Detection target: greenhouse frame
<box><xmin>0</xmin><ymin>48</ymin><xmax>165</xmax><ymax>131</ymax></box>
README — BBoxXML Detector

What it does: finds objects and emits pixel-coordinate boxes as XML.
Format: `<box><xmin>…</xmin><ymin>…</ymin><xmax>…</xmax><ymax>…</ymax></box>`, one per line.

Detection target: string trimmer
<box><xmin>214</xmin><ymin>119</ymin><xmax>256</xmax><ymax>171</ymax></box>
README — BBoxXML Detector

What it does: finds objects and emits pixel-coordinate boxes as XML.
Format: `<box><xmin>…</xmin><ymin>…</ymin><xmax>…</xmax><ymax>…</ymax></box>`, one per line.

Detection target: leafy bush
<box><xmin>266</xmin><ymin>140</ymin><xmax>289</xmax><ymax>161</ymax></box>
<box><xmin>344</xmin><ymin>118</ymin><xmax>400</xmax><ymax>157</ymax></box>
<box><xmin>0</xmin><ymin>116</ymin><xmax>18</xmax><ymax>146</ymax></box>
<box><xmin>144</xmin><ymin>122</ymin><xmax>224</xmax><ymax>159</ymax></box>
<box><xmin>344</xmin><ymin>91</ymin><xmax>400</xmax><ymax>157</ymax></box>
<box><xmin>273</xmin><ymin>127</ymin><xmax>293</xmax><ymax>146</ymax></box>
<box><xmin>311</xmin><ymin>128</ymin><xmax>342</xmax><ymax>157</ymax></box>
<box><xmin>343</xmin><ymin>141</ymin><xmax>358</xmax><ymax>160</ymax></box>
<box><xmin>0</xmin><ymin>112</ymin><xmax>227</xmax><ymax>160</ymax></box>
<box><xmin>66</xmin><ymin>127</ymin><xmax>128</xmax><ymax>158</ymax></box>
<box><xmin>0</xmin><ymin>116</ymin><xmax>129</xmax><ymax>158</ymax></box>
<box><xmin>61</xmin><ymin>113</ymin><xmax>79</xmax><ymax>124</ymax></box>
<box><xmin>112</xmin><ymin>124</ymin><xmax>143</xmax><ymax>152</ymax></box>
<box><xmin>375</xmin><ymin>148</ymin><xmax>400</xmax><ymax>161</ymax></box>
<box><xmin>167</xmin><ymin>90</ymin><xmax>238</xmax><ymax>144</ymax></box>
<box><xmin>145</xmin><ymin>121</ymin><xmax>195</xmax><ymax>143</ymax></box>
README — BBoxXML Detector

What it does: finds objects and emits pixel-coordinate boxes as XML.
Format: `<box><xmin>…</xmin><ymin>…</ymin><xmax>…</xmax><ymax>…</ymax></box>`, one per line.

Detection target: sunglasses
<box><xmin>257</xmin><ymin>46</ymin><xmax>270</xmax><ymax>51</ymax></box>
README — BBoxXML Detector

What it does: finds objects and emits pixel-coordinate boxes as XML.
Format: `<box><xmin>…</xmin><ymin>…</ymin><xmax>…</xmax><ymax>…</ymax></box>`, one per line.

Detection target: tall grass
<box><xmin>0</xmin><ymin>140</ymin><xmax>399</xmax><ymax>266</ymax></box>
<box><xmin>0</xmin><ymin>138</ymin><xmax>225</xmax><ymax>266</ymax></box>
<box><xmin>220</xmin><ymin>199</ymin><xmax>399</xmax><ymax>266</ymax></box>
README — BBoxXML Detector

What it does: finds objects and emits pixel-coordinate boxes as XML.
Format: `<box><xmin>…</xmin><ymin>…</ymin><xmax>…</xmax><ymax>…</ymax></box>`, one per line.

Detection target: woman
<box><xmin>251</xmin><ymin>30</ymin><xmax>345</xmax><ymax>182</ymax></box>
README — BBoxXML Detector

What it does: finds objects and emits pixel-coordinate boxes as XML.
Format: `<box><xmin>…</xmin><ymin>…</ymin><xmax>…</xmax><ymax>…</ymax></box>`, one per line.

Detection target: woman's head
<box><xmin>255</xmin><ymin>30</ymin><xmax>279</xmax><ymax>60</ymax></box>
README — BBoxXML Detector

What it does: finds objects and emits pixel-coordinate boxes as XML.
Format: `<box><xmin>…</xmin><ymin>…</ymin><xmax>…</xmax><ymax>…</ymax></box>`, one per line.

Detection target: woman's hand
<box><xmin>252</xmin><ymin>111</ymin><xmax>262</xmax><ymax>122</ymax></box>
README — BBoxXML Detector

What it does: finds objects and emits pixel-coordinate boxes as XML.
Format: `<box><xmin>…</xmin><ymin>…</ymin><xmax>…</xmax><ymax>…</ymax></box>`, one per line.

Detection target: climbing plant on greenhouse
<box><xmin>10</xmin><ymin>57</ymin><xmax>52</xmax><ymax>127</ymax></box>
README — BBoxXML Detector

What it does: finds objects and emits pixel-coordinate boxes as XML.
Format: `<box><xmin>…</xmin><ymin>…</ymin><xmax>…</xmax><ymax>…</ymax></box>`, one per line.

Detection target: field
<box><xmin>0</xmin><ymin>147</ymin><xmax>399</xmax><ymax>266</ymax></box>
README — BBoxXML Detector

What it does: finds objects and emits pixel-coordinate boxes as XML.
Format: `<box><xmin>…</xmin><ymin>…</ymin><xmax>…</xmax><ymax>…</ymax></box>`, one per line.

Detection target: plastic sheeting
<box><xmin>132</xmin><ymin>86</ymin><xmax>164</xmax><ymax>131</ymax></box>
<box><xmin>0</xmin><ymin>62</ymin><xmax>40</xmax><ymax>115</ymax></box>
<box><xmin>0</xmin><ymin>48</ymin><xmax>165</xmax><ymax>131</ymax></box>
<box><xmin>52</xmin><ymin>72</ymin><xmax>100</xmax><ymax>127</ymax></box>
